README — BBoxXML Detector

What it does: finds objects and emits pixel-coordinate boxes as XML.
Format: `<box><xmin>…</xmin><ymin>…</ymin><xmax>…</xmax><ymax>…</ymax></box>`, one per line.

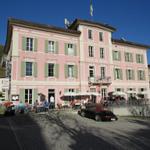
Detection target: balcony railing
<box><xmin>88</xmin><ymin>76</ymin><xmax>111</xmax><ymax>85</ymax></box>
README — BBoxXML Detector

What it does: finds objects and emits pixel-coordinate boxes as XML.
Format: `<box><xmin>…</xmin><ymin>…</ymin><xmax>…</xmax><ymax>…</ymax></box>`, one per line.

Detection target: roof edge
<box><xmin>112</xmin><ymin>38</ymin><xmax>150</xmax><ymax>49</ymax></box>
<box><xmin>4</xmin><ymin>18</ymin><xmax>81</xmax><ymax>53</ymax></box>
<box><xmin>69</xmin><ymin>19</ymin><xmax>116</xmax><ymax>32</ymax></box>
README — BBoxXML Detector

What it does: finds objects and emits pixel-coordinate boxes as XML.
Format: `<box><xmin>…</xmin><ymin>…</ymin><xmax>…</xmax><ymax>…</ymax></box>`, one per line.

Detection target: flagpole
<box><xmin>90</xmin><ymin>0</ymin><xmax>93</xmax><ymax>21</ymax></box>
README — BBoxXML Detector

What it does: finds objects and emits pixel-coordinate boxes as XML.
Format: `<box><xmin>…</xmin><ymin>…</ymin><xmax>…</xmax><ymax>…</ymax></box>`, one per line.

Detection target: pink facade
<box><xmin>5</xmin><ymin>18</ymin><xmax>149</xmax><ymax>106</ymax></box>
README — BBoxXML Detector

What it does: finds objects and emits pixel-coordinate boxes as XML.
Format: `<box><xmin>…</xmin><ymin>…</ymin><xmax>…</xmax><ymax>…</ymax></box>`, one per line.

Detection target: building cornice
<box><xmin>112</xmin><ymin>38</ymin><xmax>150</xmax><ymax>49</ymax></box>
<box><xmin>69</xmin><ymin>19</ymin><xmax>116</xmax><ymax>32</ymax></box>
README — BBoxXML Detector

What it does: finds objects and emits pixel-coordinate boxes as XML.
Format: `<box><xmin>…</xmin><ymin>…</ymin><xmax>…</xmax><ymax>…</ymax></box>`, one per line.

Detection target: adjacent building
<box><xmin>3</xmin><ymin>18</ymin><xmax>150</xmax><ymax>106</ymax></box>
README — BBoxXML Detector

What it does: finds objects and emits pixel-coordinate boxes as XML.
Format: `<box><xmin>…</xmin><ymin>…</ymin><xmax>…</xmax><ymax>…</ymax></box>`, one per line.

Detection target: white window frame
<box><xmin>137</xmin><ymin>54</ymin><xmax>143</xmax><ymax>63</ymax></box>
<box><xmin>26</xmin><ymin>37</ymin><xmax>34</xmax><ymax>51</ymax></box>
<box><xmin>26</xmin><ymin>62</ymin><xmax>33</xmax><ymax>76</ymax></box>
<box><xmin>89</xmin><ymin>66</ymin><xmax>95</xmax><ymax>77</ymax></box>
<box><xmin>100</xmin><ymin>67</ymin><xmax>105</xmax><ymax>78</ymax></box>
<box><xmin>48</xmin><ymin>63</ymin><xmax>55</xmax><ymax>77</ymax></box>
<box><xmin>99</xmin><ymin>32</ymin><xmax>103</xmax><ymax>41</ymax></box>
<box><xmin>88</xmin><ymin>29</ymin><xmax>93</xmax><ymax>39</ymax></box>
<box><xmin>114</xmin><ymin>51</ymin><xmax>120</xmax><ymax>60</ymax></box>
<box><xmin>100</xmin><ymin>48</ymin><xmax>104</xmax><ymax>59</ymax></box>
<box><xmin>68</xmin><ymin>65</ymin><xmax>74</xmax><ymax>78</ymax></box>
<box><xmin>68</xmin><ymin>44</ymin><xmax>74</xmax><ymax>56</ymax></box>
<box><xmin>115</xmin><ymin>68</ymin><xmax>122</xmax><ymax>79</ymax></box>
<box><xmin>25</xmin><ymin>89</ymin><xmax>32</xmax><ymax>104</ymax></box>
<box><xmin>89</xmin><ymin>46</ymin><xmax>94</xmax><ymax>57</ymax></box>
<box><xmin>48</xmin><ymin>41</ymin><xmax>55</xmax><ymax>53</ymax></box>
<box><xmin>138</xmin><ymin>70</ymin><xmax>145</xmax><ymax>80</ymax></box>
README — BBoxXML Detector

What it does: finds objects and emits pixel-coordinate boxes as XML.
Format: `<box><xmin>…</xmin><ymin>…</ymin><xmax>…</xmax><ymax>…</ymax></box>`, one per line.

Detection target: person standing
<box><xmin>50</xmin><ymin>96</ymin><xmax>55</xmax><ymax>109</ymax></box>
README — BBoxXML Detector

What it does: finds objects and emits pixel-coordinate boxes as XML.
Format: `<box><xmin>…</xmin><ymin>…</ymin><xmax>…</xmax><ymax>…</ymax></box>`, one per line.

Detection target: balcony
<box><xmin>88</xmin><ymin>76</ymin><xmax>111</xmax><ymax>85</ymax></box>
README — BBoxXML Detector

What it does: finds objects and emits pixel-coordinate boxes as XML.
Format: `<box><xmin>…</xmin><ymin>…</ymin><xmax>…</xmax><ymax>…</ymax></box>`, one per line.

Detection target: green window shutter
<box><xmin>34</xmin><ymin>62</ymin><xmax>37</xmax><ymax>77</ymax></box>
<box><xmin>33</xmin><ymin>89</ymin><xmax>38</xmax><ymax>103</ymax></box>
<box><xmin>113</xmin><ymin>68</ymin><xmax>116</xmax><ymax>80</ymax></box>
<box><xmin>120</xmin><ymin>69</ymin><xmax>123</xmax><ymax>80</ymax></box>
<box><xmin>21</xmin><ymin>61</ymin><xmax>25</xmax><ymax>77</ymax></box>
<box><xmin>137</xmin><ymin>71</ymin><xmax>140</xmax><ymax>80</ymax></box>
<box><xmin>126</xmin><ymin>70</ymin><xmax>128</xmax><ymax>80</ymax></box>
<box><xmin>118</xmin><ymin>51</ymin><xmax>121</xmax><ymax>61</ymax></box>
<box><xmin>112</xmin><ymin>51</ymin><xmax>115</xmax><ymax>60</ymax></box>
<box><xmin>65</xmin><ymin>43</ymin><xmax>68</xmax><ymax>55</ymax></box>
<box><xmin>45</xmin><ymin>63</ymin><xmax>48</xmax><ymax>77</ymax></box>
<box><xmin>64</xmin><ymin>89</ymin><xmax>68</xmax><ymax>93</ymax></box>
<box><xmin>55</xmin><ymin>41</ymin><xmax>59</xmax><ymax>54</ymax></box>
<box><xmin>34</xmin><ymin>38</ymin><xmax>37</xmax><ymax>51</ymax></box>
<box><xmin>19</xmin><ymin>89</ymin><xmax>25</xmax><ymax>103</ymax></box>
<box><xmin>73</xmin><ymin>65</ymin><xmax>78</xmax><ymax>78</ymax></box>
<box><xmin>45</xmin><ymin>40</ymin><xmax>48</xmax><ymax>53</ymax></box>
<box><xmin>130</xmin><ymin>53</ymin><xmax>133</xmax><ymax>62</ymax></box>
<box><xmin>22</xmin><ymin>37</ymin><xmax>26</xmax><ymax>50</ymax></box>
<box><xmin>65</xmin><ymin>64</ymin><xmax>68</xmax><ymax>78</ymax></box>
<box><xmin>141</xmin><ymin>55</ymin><xmax>144</xmax><ymax>64</ymax></box>
<box><xmin>74</xmin><ymin>44</ymin><xmax>77</xmax><ymax>56</ymax></box>
<box><xmin>136</xmin><ymin>54</ymin><xmax>138</xmax><ymax>63</ymax></box>
<box><xmin>143</xmin><ymin>71</ymin><xmax>145</xmax><ymax>80</ymax></box>
<box><xmin>132</xmin><ymin>70</ymin><xmax>135</xmax><ymax>80</ymax></box>
<box><xmin>76</xmin><ymin>89</ymin><xmax>80</xmax><ymax>93</ymax></box>
<box><xmin>124</xmin><ymin>53</ymin><xmax>127</xmax><ymax>62</ymax></box>
<box><xmin>55</xmin><ymin>64</ymin><xmax>59</xmax><ymax>78</ymax></box>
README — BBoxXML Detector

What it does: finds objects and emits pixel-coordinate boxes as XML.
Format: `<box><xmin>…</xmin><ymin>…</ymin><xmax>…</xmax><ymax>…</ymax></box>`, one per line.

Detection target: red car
<box><xmin>78</xmin><ymin>103</ymin><xmax>118</xmax><ymax>121</ymax></box>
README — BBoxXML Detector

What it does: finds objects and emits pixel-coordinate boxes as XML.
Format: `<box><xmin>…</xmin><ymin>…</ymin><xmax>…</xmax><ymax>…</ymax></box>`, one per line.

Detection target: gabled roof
<box><xmin>4</xmin><ymin>18</ymin><xmax>81</xmax><ymax>53</ymax></box>
<box><xmin>69</xmin><ymin>19</ymin><xmax>116</xmax><ymax>32</ymax></box>
<box><xmin>112</xmin><ymin>38</ymin><xmax>150</xmax><ymax>49</ymax></box>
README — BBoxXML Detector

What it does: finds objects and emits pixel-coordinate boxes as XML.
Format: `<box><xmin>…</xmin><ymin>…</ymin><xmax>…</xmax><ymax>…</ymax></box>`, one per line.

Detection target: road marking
<box><xmin>7</xmin><ymin>118</ymin><xmax>23</xmax><ymax>150</ymax></box>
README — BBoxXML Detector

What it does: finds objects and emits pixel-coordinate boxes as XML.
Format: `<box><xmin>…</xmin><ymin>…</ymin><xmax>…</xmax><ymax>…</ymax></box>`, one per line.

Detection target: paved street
<box><xmin>0</xmin><ymin>110</ymin><xmax>150</xmax><ymax>150</ymax></box>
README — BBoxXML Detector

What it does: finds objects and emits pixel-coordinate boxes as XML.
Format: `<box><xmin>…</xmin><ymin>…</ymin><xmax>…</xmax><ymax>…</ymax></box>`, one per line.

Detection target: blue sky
<box><xmin>1</xmin><ymin>0</ymin><xmax>150</xmax><ymax>63</ymax></box>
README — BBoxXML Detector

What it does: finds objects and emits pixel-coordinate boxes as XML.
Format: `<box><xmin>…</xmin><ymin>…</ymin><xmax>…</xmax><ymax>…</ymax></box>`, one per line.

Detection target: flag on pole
<box><xmin>90</xmin><ymin>0</ymin><xmax>93</xmax><ymax>16</ymax></box>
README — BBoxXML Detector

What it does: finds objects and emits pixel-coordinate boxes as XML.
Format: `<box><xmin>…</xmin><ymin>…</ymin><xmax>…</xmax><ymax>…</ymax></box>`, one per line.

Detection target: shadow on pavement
<box><xmin>114</xmin><ymin>118</ymin><xmax>150</xmax><ymax>150</ymax></box>
<box><xmin>0</xmin><ymin>114</ymin><xmax>49</xmax><ymax>150</ymax></box>
<box><xmin>45</xmin><ymin>111</ymin><xmax>118</xmax><ymax>150</ymax></box>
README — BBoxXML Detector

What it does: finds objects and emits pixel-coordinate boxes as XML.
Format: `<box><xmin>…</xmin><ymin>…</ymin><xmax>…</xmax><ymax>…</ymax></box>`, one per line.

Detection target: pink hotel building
<box><xmin>4</xmin><ymin>18</ymin><xmax>150</xmax><ymax>106</ymax></box>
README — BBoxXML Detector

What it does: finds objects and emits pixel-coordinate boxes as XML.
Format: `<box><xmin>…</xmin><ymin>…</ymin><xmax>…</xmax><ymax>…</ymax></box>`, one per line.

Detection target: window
<box><xmin>25</xmin><ymin>89</ymin><xmax>32</xmax><ymax>104</ymax></box>
<box><xmin>88</xmin><ymin>30</ymin><xmax>92</xmax><ymax>39</ymax></box>
<box><xmin>138</xmin><ymin>70</ymin><xmax>145</xmax><ymax>80</ymax></box>
<box><xmin>89</xmin><ymin>66</ymin><xmax>95</xmax><ymax>77</ymax></box>
<box><xmin>136</xmin><ymin>54</ymin><xmax>144</xmax><ymax>63</ymax></box>
<box><xmin>68</xmin><ymin>44</ymin><xmax>74</xmax><ymax>56</ymax></box>
<box><xmin>48</xmin><ymin>63</ymin><xmax>54</xmax><ymax>77</ymax></box>
<box><xmin>114</xmin><ymin>68</ymin><xmax>122</xmax><ymax>80</ymax></box>
<box><xmin>26</xmin><ymin>37</ymin><xmax>33</xmax><ymax>51</ymax></box>
<box><xmin>26</xmin><ymin>62</ymin><xmax>33</xmax><ymax>76</ymax></box>
<box><xmin>100</xmin><ymin>48</ymin><xmax>104</xmax><ymax>59</ymax></box>
<box><xmin>101</xmin><ymin>88</ymin><xmax>107</xmax><ymax>98</ymax></box>
<box><xmin>100</xmin><ymin>67</ymin><xmax>105</xmax><ymax>78</ymax></box>
<box><xmin>113</xmin><ymin>51</ymin><xmax>121</xmax><ymax>61</ymax></box>
<box><xmin>68</xmin><ymin>65</ymin><xmax>74</xmax><ymax>77</ymax></box>
<box><xmin>48</xmin><ymin>41</ymin><xmax>55</xmax><ymax>53</ymax></box>
<box><xmin>99</xmin><ymin>32</ymin><xmax>103</xmax><ymax>41</ymax></box>
<box><xmin>89</xmin><ymin>46</ymin><xmax>94</xmax><ymax>57</ymax></box>
<box><xmin>126</xmin><ymin>69</ymin><xmax>134</xmax><ymax>80</ymax></box>
<box><xmin>125</xmin><ymin>52</ymin><xmax>133</xmax><ymax>62</ymax></box>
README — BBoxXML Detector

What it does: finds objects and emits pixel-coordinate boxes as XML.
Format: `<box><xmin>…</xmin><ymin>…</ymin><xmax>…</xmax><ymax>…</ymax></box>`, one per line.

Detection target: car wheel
<box><xmin>95</xmin><ymin>115</ymin><xmax>100</xmax><ymax>121</ymax></box>
<box><xmin>81</xmin><ymin>111</ymin><xmax>85</xmax><ymax>117</ymax></box>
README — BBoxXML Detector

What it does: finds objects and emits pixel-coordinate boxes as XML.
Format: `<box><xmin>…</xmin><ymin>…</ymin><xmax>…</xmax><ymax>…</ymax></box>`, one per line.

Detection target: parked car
<box><xmin>78</xmin><ymin>103</ymin><xmax>118</xmax><ymax>121</ymax></box>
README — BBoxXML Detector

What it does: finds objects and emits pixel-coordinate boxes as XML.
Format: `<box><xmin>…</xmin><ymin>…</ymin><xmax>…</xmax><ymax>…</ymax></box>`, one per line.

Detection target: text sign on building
<box><xmin>2</xmin><ymin>79</ymin><xmax>9</xmax><ymax>90</ymax></box>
